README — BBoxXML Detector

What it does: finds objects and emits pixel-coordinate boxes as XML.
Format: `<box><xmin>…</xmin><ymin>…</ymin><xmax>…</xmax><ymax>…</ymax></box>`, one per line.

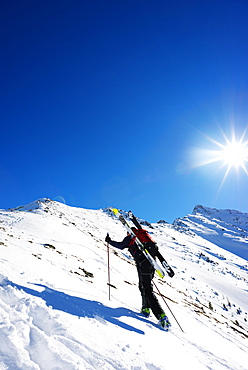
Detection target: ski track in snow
<box><xmin>0</xmin><ymin>199</ymin><xmax>248</xmax><ymax>369</ymax></box>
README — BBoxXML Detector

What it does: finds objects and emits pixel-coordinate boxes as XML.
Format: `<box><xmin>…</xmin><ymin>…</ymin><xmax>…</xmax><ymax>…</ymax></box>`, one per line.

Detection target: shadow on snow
<box><xmin>5</xmin><ymin>280</ymin><xmax>159</xmax><ymax>334</ymax></box>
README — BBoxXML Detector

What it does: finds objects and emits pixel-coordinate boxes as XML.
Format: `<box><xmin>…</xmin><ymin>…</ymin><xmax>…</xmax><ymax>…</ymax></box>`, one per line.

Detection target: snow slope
<box><xmin>173</xmin><ymin>204</ymin><xmax>248</xmax><ymax>260</ymax></box>
<box><xmin>0</xmin><ymin>199</ymin><xmax>247</xmax><ymax>370</ymax></box>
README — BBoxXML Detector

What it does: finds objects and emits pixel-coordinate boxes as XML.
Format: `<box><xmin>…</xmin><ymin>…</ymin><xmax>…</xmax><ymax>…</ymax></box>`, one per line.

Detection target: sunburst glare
<box><xmin>190</xmin><ymin>128</ymin><xmax>248</xmax><ymax>187</ymax></box>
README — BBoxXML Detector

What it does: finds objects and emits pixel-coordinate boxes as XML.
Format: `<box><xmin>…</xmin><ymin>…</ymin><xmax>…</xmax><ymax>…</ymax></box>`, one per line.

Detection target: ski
<box><xmin>110</xmin><ymin>208</ymin><xmax>165</xmax><ymax>279</ymax></box>
<box><xmin>128</xmin><ymin>211</ymin><xmax>175</xmax><ymax>278</ymax></box>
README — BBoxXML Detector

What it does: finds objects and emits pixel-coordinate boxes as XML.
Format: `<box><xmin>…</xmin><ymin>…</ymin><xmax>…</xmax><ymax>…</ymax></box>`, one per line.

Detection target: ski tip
<box><xmin>110</xmin><ymin>208</ymin><xmax>119</xmax><ymax>215</ymax></box>
<box><xmin>169</xmin><ymin>271</ymin><xmax>175</xmax><ymax>278</ymax></box>
<box><xmin>156</xmin><ymin>269</ymin><xmax>165</xmax><ymax>279</ymax></box>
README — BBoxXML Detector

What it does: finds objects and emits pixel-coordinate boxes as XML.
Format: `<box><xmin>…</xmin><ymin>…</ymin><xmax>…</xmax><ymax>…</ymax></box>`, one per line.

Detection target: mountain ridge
<box><xmin>172</xmin><ymin>204</ymin><xmax>248</xmax><ymax>260</ymax></box>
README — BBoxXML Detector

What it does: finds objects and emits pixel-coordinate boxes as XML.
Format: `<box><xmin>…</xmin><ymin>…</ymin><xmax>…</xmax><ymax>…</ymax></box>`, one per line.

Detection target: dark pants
<box><xmin>136</xmin><ymin>258</ymin><xmax>164</xmax><ymax>319</ymax></box>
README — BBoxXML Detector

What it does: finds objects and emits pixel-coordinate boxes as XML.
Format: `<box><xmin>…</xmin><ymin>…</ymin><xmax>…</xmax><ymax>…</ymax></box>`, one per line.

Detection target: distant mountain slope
<box><xmin>172</xmin><ymin>205</ymin><xmax>248</xmax><ymax>260</ymax></box>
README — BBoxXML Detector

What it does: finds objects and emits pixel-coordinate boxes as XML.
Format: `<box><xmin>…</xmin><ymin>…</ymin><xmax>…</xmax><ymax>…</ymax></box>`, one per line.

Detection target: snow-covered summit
<box><xmin>193</xmin><ymin>205</ymin><xmax>248</xmax><ymax>231</ymax></box>
<box><xmin>173</xmin><ymin>205</ymin><xmax>248</xmax><ymax>260</ymax></box>
<box><xmin>0</xmin><ymin>200</ymin><xmax>248</xmax><ymax>369</ymax></box>
<box><xmin>7</xmin><ymin>198</ymin><xmax>52</xmax><ymax>212</ymax></box>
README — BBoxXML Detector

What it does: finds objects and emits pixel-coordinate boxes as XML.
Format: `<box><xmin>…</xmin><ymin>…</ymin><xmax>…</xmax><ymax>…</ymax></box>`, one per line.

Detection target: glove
<box><xmin>105</xmin><ymin>234</ymin><xmax>111</xmax><ymax>243</ymax></box>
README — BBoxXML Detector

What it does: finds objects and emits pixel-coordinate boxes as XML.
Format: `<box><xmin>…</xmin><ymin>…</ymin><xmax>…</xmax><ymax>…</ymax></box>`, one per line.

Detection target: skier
<box><xmin>105</xmin><ymin>228</ymin><xmax>170</xmax><ymax>328</ymax></box>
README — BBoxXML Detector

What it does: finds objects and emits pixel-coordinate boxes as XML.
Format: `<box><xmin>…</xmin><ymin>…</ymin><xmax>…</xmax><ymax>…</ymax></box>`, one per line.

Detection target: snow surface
<box><xmin>173</xmin><ymin>204</ymin><xmax>248</xmax><ymax>261</ymax></box>
<box><xmin>0</xmin><ymin>199</ymin><xmax>247</xmax><ymax>369</ymax></box>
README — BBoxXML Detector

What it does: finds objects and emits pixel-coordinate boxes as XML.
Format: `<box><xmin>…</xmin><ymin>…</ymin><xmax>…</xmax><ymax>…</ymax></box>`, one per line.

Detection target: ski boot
<box><xmin>158</xmin><ymin>313</ymin><xmax>171</xmax><ymax>330</ymax></box>
<box><xmin>140</xmin><ymin>308</ymin><xmax>150</xmax><ymax>318</ymax></box>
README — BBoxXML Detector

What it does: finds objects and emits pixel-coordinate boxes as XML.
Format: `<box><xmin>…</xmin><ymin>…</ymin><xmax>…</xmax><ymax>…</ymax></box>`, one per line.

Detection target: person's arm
<box><xmin>108</xmin><ymin>235</ymin><xmax>131</xmax><ymax>250</ymax></box>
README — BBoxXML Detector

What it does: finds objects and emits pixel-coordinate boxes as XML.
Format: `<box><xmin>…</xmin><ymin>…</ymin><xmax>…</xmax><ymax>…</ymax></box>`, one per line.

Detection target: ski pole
<box><xmin>107</xmin><ymin>234</ymin><xmax>111</xmax><ymax>300</ymax></box>
<box><xmin>153</xmin><ymin>279</ymin><xmax>184</xmax><ymax>333</ymax></box>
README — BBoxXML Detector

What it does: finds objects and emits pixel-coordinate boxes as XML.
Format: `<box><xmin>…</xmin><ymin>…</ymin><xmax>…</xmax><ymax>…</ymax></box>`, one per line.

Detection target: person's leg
<box><xmin>138</xmin><ymin>260</ymin><xmax>164</xmax><ymax>319</ymax></box>
<box><xmin>137</xmin><ymin>264</ymin><xmax>149</xmax><ymax>309</ymax></box>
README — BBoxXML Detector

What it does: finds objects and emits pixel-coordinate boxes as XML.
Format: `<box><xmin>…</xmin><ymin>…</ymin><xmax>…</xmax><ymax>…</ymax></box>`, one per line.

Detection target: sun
<box><xmin>218</xmin><ymin>139</ymin><xmax>248</xmax><ymax>169</ymax></box>
<box><xmin>191</xmin><ymin>128</ymin><xmax>248</xmax><ymax>183</ymax></box>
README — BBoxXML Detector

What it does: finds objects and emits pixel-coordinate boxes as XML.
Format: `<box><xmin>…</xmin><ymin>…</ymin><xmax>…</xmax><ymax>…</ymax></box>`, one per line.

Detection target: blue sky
<box><xmin>1</xmin><ymin>0</ymin><xmax>248</xmax><ymax>223</ymax></box>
